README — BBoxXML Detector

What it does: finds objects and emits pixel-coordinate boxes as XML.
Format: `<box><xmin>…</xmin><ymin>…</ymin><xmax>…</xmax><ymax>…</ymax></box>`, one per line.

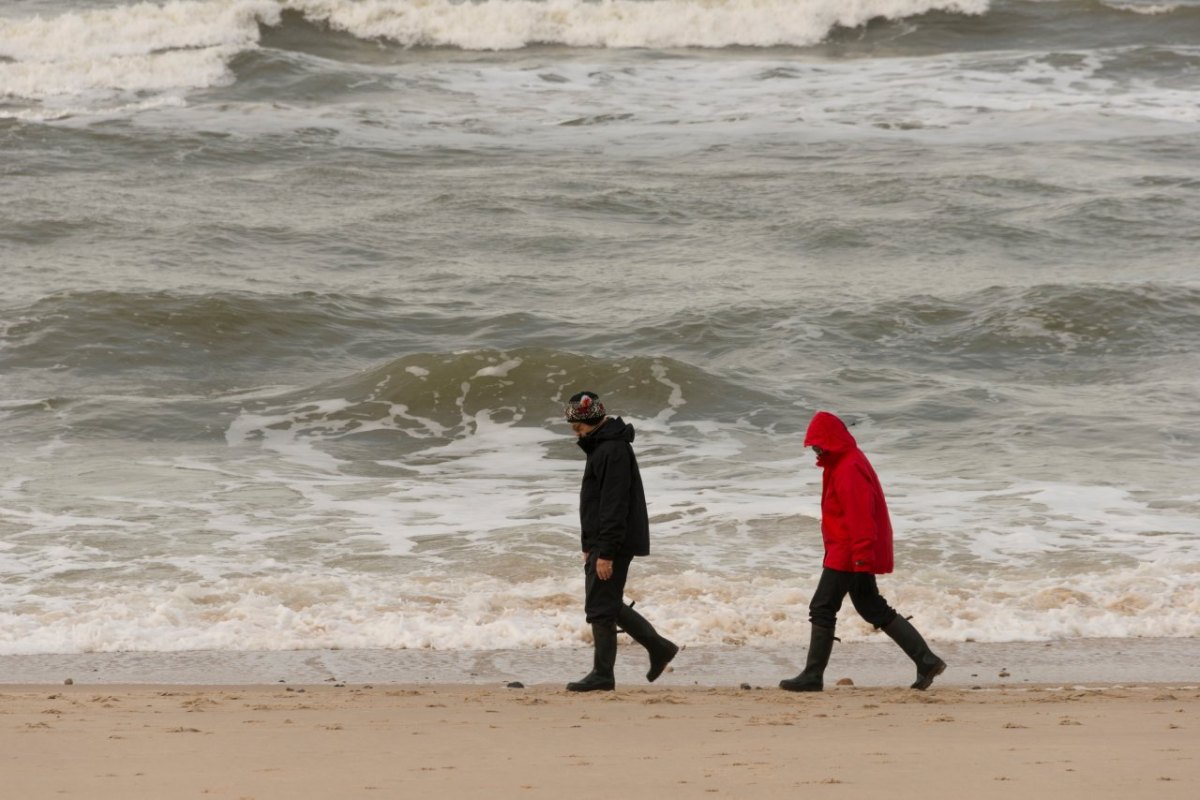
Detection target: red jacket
<box><xmin>804</xmin><ymin>411</ymin><xmax>894</xmax><ymax>574</ymax></box>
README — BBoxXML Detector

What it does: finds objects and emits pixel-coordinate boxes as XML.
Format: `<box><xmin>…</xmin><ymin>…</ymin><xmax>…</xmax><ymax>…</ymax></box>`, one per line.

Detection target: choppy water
<box><xmin>2</xmin><ymin>0</ymin><xmax>1198</xmax><ymax>656</ymax></box>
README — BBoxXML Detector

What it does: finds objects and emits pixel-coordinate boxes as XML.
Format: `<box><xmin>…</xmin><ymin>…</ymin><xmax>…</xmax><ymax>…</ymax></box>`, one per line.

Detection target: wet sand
<box><xmin>3</xmin><ymin>638</ymin><xmax>1198</xmax><ymax>686</ymax></box>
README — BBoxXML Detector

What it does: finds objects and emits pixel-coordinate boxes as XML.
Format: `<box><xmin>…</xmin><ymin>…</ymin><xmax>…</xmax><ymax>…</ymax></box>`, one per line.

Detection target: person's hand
<box><xmin>582</xmin><ymin>551</ymin><xmax>589</xmax><ymax>563</ymax></box>
<box><xmin>596</xmin><ymin>558</ymin><xmax>614</xmax><ymax>580</ymax></box>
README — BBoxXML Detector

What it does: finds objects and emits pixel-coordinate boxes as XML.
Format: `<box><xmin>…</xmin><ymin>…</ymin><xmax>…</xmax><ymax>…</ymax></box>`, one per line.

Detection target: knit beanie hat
<box><xmin>564</xmin><ymin>391</ymin><xmax>606</xmax><ymax>424</ymax></box>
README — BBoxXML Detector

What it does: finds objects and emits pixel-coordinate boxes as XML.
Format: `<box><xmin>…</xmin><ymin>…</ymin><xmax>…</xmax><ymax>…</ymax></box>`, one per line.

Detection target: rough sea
<box><xmin>2</xmin><ymin>0</ymin><xmax>1198</xmax><ymax>678</ymax></box>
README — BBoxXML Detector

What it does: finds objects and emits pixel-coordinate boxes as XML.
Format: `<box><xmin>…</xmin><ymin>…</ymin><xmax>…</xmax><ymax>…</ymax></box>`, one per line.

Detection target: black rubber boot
<box><xmin>566</xmin><ymin>622</ymin><xmax>618</xmax><ymax>692</ymax></box>
<box><xmin>779</xmin><ymin>624</ymin><xmax>835</xmax><ymax>692</ymax></box>
<box><xmin>882</xmin><ymin>615</ymin><xmax>946</xmax><ymax>690</ymax></box>
<box><xmin>617</xmin><ymin>603</ymin><xmax>679</xmax><ymax>683</ymax></box>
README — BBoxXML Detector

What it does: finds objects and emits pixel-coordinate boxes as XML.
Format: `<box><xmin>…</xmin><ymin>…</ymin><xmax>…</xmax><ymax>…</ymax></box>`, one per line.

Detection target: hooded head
<box><xmin>803</xmin><ymin>411</ymin><xmax>858</xmax><ymax>465</ymax></box>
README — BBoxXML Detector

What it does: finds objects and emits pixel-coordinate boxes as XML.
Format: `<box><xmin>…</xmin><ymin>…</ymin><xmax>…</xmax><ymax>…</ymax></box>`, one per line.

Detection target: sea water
<box><xmin>2</xmin><ymin>0</ymin><xmax>1198</xmax><ymax>664</ymax></box>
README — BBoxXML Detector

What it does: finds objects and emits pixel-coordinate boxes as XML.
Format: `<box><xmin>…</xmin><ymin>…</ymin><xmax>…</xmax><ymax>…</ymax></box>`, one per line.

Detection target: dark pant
<box><xmin>808</xmin><ymin>567</ymin><xmax>898</xmax><ymax>631</ymax></box>
<box><xmin>584</xmin><ymin>552</ymin><xmax>633</xmax><ymax>623</ymax></box>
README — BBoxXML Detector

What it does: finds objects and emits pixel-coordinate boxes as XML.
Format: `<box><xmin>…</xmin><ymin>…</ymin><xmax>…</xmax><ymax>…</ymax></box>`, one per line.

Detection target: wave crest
<box><xmin>225</xmin><ymin>347</ymin><xmax>781</xmax><ymax>456</ymax></box>
<box><xmin>0</xmin><ymin>0</ymin><xmax>989</xmax><ymax>112</ymax></box>
<box><xmin>289</xmin><ymin>0</ymin><xmax>990</xmax><ymax>50</ymax></box>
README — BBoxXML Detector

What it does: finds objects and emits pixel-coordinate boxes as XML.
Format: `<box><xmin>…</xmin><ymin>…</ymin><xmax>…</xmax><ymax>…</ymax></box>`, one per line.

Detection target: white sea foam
<box><xmin>0</xmin><ymin>558</ymin><xmax>1195</xmax><ymax>655</ymax></box>
<box><xmin>4</xmin><ymin>0</ymin><xmax>1198</xmax><ymax>141</ymax></box>
<box><xmin>1104</xmin><ymin>2</ymin><xmax>1183</xmax><ymax>14</ymax></box>
<box><xmin>2</xmin><ymin>386</ymin><xmax>1197</xmax><ymax>656</ymax></box>
<box><xmin>0</xmin><ymin>47</ymin><xmax>236</xmax><ymax>100</ymax></box>
<box><xmin>288</xmin><ymin>0</ymin><xmax>990</xmax><ymax>50</ymax></box>
<box><xmin>124</xmin><ymin>44</ymin><xmax>1197</xmax><ymax>151</ymax></box>
<box><xmin>0</xmin><ymin>0</ymin><xmax>277</xmax><ymax>110</ymax></box>
<box><xmin>0</xmin><ymin>0</ymin><xmax>990</xmax><ymax>67</ymax></box>
<box><xmin>0</xmin><ymin>0</ymin><xmax>986</xmax><ymax>108</ymax></box>
<box><xmin>471</xmin><ymin>357</ymin><xmax>524</xmax><ymax>378</ymax></box>
<box><xmin>0</xmin><ymin>1</ymin><xmax>275</xmax><ymax>62</ymax></box>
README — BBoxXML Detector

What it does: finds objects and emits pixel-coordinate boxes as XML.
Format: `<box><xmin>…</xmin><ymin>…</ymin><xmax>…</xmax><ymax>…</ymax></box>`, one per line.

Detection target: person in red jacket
<box><xmin>780</xmin><ymin>410</ymin><xmax>946</xmax><ymax>692</ymax></box>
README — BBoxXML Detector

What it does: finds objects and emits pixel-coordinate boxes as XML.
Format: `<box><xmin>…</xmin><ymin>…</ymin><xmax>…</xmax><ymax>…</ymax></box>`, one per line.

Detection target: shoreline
<box><xmin>3</xmin><ymin>681</ymin><xmax>1196</xmax><ymax>798</ymax></box>
<box><xmin>3</xmin><ymin>637</ymin><xmax>1197</xmax><ymax>687</ymax></box>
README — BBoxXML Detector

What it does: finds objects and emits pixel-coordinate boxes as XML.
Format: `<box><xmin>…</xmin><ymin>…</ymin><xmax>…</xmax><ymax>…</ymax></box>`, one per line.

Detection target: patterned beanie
<box><xmin>564</xmin><ymin>391</ymin><xmax>606</xmax><ymax>424</ymax></box>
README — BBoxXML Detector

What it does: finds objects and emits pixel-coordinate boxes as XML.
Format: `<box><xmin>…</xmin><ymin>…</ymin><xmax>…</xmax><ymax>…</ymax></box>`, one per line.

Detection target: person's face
<box><xmin>811</xmin><ymin>445</ymin><xmax>825</xmax><ymax>457</ymax></box>
<box><xmin>570</xmin><ymin>421</ymin><xmax>597</xmax><ymax>438</ymax></box>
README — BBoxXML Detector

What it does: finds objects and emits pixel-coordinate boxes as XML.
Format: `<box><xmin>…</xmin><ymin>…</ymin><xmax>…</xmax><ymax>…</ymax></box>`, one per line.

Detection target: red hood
<box><xmin>804</xmin><ymin>411</ymin><xmax>858</xmax><ymax>455</ymax></box>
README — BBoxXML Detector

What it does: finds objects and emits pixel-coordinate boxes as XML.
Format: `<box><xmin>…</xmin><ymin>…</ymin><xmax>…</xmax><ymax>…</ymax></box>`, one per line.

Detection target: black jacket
<box><xmin>576</xmin><ymin>417</ymin><xmax>650</xmax><ymax>559</ymax></box>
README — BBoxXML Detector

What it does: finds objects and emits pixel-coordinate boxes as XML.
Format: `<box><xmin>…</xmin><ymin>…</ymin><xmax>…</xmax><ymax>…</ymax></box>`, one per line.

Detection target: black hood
<box><xmin>577</xmin><ymin>416</ymin><xmax>635</xmax><ymax>453</ymax></box>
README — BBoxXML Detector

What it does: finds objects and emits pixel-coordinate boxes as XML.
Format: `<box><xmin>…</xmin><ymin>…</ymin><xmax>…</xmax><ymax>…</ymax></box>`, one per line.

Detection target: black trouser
<box><xmin>808</xmin><ymin>567</ymin><xmax>898</xmax><ymax>631</ymax></box>
<box><xmin>584</xmin><ymin>552</ymin><xmax>633</xmax><ymax>623</ymax></box>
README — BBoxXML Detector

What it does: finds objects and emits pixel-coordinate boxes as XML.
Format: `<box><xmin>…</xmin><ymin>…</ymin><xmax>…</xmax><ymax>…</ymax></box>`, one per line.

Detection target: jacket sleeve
<box><xmin>835</xmin><ymin>463</ymin><xmax>879</xmax><ymax>572</ymax></box>
<box><xmin>592</xmin><ymin>442</ymin><xmax>632</xmax><ymax>559</ymax></box>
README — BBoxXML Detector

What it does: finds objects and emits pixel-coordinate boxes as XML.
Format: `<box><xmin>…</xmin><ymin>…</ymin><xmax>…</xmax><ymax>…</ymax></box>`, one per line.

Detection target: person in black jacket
<box><xmin>564</xmin><ymin>391</ymin><xmax>679</xmax><ymax>692</ymax></box>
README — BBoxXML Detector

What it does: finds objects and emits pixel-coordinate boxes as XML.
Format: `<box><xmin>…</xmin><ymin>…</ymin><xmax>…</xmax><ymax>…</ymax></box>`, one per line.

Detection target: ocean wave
<box><xmin>0</xmin><ymin>290</ymin><xmax>402</xmax><ymax>375</ymax></box>
<box><xmin>0</xmin><ymin>0</ymin><xmax>987</xmax><ymax>108</ymax></box>
<box><xmin>0</xmin><ymin>0</ymin><xmax>276</xmax><ymax>114</ymax></box>
<box><xmin>615</xmin><ymin>283</ymin><xmax>1200</xmax><ymax>368</ymax></box>
<box><xmin>0</xmin><ymin>560</ymin><xmax>1196</xmax><ymax>654</ymax></box>
<box><xmin>4</xmin><ymin>283</ymin><xmax>1197</xmax><ymax>385</ymax></box>
<box><xmin>823</xmin><ymin>283</ymin><xmax>1200</xmax><ymax>361</ymax></box>
<box><xmin>286</xmin><ymin>0</ymin><xmax>990</xmax><ymax>50</ymax></box>
<box><xmin>2</xmin><ymin>283</ymin><xmax>1196</xmax><ymax>464</ymax></box>
<box><xmin>1102</xmin><ymin>1</ymin><xmax>1184</xmax><ymax>15</ymax></box>
<box><xmin>0</xmin><ymin>295</ymin><xmax>787</xmax><ymax>440</ymax></box>
<box><xmin>223</xmin><ymin>347</ymin><xmax>784</xmax><ymax>452</ymax></box>
<box><xmin>7</xmin><ymin>0</ymin><xmax>1200</xmax><ymax>127</ymax></box>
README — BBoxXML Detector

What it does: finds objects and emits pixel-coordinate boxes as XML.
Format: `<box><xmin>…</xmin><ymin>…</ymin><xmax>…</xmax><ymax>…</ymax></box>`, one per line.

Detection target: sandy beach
<box><xmin>3</xmin><ymin>680</ymin><xmax>1196</xmax><ymax>799</ymax></box>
